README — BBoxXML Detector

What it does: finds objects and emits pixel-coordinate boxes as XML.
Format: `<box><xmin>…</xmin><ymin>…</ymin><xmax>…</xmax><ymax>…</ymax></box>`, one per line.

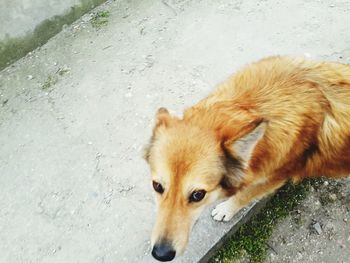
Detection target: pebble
<box><xmin>27</xmin><ymin>75</ymin><xmax>33</xmax><ymax>80</ymax></box>
<box><xmin>82</xmin><ymin>13</ymin><xmax>93</xmax><ymax>22</ymax></box>
<box><xmin>314</xmin><ymin>200</ymin><xmax>321</xmax><ymax>209</ymax></box>
<box><xmin>329</xmin><ymin>193</ymin><xmax>337</xmax><ymax>201</ymax></box>
<box><xmin>312</xmin><ymin>222</ymin><xmax>323</xmax><ymax>235</ymax></box>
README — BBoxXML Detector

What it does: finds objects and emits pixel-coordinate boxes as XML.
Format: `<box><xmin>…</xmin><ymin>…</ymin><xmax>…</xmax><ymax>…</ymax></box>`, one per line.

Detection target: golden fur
<box><xmin>144</xmin><ymin>56</ymin><xmax>350</xmax><ymax>260</ymax></box>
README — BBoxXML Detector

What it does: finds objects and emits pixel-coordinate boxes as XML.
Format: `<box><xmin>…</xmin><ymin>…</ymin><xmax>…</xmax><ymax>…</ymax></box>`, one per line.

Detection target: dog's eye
<box><xmin>152</xmin><ymin>181</ymin><xmax>164</xmax><ymax>194</ymax></box>
<box><xmin>189</xmin><ymin>190</ymin><xmax>206</xmax><ymax>202</ymax></box>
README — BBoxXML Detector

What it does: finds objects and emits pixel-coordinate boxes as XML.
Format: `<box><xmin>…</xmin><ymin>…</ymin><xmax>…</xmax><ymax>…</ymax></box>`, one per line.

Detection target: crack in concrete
<box><xmin>93</xmin><ymin>152</ymin><xmax>103</xmax><ymax>177</ymax></box>
<box><xmin>118</xmin><ymin>185</ymin><xmax>135</xmax><ymax>194</ymax></box>
<box><xmin>161</xmin><ymin>0</ymin><xmax>178</xmax><ymax>16</ymax></box>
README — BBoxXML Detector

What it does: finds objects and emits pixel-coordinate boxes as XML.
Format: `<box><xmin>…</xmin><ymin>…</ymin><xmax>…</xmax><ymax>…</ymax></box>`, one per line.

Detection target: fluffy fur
<box><xmin>144</xmin><ymin>56</ymin><xmax>350</xmax><ymax>261</ymax></box>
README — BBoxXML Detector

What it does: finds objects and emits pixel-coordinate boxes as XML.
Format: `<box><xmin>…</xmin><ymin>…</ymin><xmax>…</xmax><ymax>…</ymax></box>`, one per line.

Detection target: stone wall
<box><xmin>0</xmin><ymin>0</ymin><xmax>107</xmax><ymax>70</ymax></box>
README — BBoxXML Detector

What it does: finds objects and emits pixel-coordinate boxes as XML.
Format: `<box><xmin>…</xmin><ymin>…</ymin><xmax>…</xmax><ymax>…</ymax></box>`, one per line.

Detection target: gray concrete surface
<box><xmin>0</xmin><ymin>0</ymin><xmax>350</xmax><ymax>262</ymax></box>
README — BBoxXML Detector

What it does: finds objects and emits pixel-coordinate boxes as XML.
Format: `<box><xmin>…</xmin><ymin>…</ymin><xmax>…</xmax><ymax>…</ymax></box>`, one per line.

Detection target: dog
<box><xmin>143</xmin><ymin>56</ymin><xmax>350</xmax><ymax>261</ymax></box>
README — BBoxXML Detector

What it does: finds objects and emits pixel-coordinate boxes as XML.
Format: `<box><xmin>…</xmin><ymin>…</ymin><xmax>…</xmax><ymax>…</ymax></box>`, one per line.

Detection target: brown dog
<box><xmin>144</xmin><ymin>56</ymin><xmax>350</xmax><ymax>261</ymax></box>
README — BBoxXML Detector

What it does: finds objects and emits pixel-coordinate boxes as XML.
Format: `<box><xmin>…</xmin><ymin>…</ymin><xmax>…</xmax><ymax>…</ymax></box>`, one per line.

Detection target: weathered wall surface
<box><xmin>1</xmin><ymin>0</ymin><xmax>83</xmax><ymax>39</ymax></box>
<box><xmin>0</xmin><ymin>0</ymin><xmax>106</xmax><ymax>70</ymax></box>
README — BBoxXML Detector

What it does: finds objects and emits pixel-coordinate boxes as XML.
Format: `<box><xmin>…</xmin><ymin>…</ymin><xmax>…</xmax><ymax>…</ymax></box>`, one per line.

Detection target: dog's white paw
<box><xmin>211</xmin><ymin>199</ymin><xmax>239</xmax><ymax>222</ymax></box>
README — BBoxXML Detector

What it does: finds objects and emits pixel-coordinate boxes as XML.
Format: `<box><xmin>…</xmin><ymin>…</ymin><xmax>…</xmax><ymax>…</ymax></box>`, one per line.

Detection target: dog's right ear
<box><xmin>143</xmin><ymin>108</ymin><xmax>175</xmax><ymax>163</ymax></box>
<box><xmin>143</xmin><ymin>140</ymin><xmax>153</xmax><ymax>163</ymax></box>
<box><xmin>153</xmin><ymin>107</ymin><xmax>180</xmax><ymax>133</ymax></box>
<box><xmin>154</xmin><ymin>107</ymin><xmax>171</xmax><ymax>129</ymax></box>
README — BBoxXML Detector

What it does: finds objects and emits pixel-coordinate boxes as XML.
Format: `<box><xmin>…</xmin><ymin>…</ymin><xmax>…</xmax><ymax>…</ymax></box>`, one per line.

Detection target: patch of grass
<box><xmin>42</xmin><ymin>75</ymin><xmax>58</xmax><ymax>90</ymax></box>
<box><xmin>91</xmin><ymin>10</ymin><xmax>110</xmax><ymax>28</ymax></box>
<box><xmin>291</xmin><ymin>211</ymin><xmax>304</xmax><ymax>226</ymax></box>
<box><xmin>57</xmin><ymin>67</ymin><xmax>70</xmax><ymax>76</ymax></box>
<box><xmin>318</xmin><ymin>181</ymin><xmax>342</xmax><ymax>206</ymax></box>
<box><xmin>210</xmin><ymin>179</ymin><xmax>319</xmax><ymax>263</ymax></box>
<box><xmin>319</xmin><ymin>194</ymin><xmax>334</xmax><ymax>206</ymax></box>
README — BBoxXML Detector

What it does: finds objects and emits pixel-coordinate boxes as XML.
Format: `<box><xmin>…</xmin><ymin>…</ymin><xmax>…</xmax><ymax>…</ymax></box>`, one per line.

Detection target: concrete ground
<box><xmin>0</xmin><ymin>0</ymin><xmax>350</xmax><ymax>262</ymax></box>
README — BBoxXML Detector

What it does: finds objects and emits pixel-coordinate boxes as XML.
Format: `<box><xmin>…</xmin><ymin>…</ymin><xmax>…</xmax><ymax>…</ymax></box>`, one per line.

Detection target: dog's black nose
<box><xmin>152</xmin><ymin>243</ymin><xmax>176</xmax><ymax>262</ymax></box>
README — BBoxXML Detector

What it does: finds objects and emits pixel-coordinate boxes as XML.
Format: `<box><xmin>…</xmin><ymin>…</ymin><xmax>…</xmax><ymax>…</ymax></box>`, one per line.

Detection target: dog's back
<box><xmin>184</xmin><ymin>56</ymin><xmax>350</xmax><ymax>182</ymax></box>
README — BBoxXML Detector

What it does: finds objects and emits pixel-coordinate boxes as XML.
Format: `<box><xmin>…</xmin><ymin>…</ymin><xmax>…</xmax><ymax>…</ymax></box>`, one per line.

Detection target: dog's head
<box><xmin>144</xmin><ymin>108</ymin><xmax>265</xmax><ymax>261</ymax></box>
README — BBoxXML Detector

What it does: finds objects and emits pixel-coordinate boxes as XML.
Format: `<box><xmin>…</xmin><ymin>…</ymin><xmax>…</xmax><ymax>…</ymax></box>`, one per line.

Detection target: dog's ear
<box><xmin>154</xmin><ymin>107</ymin><xmax>171</xmax><ymax>128</ymax></box>
<box><xmin>220</xmin><ymin>120</ymin><xmax>266</xmax><ymax>195</ymax></box>
<box><xmin>143</xmin><ymin>140</ymin><xmax>153</xmax><ymax>163</ymax></box>
<box><xmin>231</xmin><ymin>121</ymin><xmax>266</xmax><ymax>166</ymax></box>
<box><xmin>153</xmin><ymin>107</ymin><xmax>180</xmax><ymax>131</ymax></box>
<box><xmin>143</xmin><ymin>108</ymin><xmax>177</xmax><ymax>163</ymax></box>
<box><xmin>220</xmin><ymin>148</ymin><xmax>244</xmax><ymax>196</ymax></box>
<box><xmin>221</xmin><ymin>119</ymin><xmax>266</xmax><ymax>166</ymax></box>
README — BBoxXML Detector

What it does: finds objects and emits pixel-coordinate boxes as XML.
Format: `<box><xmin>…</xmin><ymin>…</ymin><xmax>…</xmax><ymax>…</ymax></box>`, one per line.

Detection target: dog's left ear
<box><xmin>231</xmin><ymin>121</ymin><xmax>266</xmax><ymax>166</ymax></box>
<box><xmin>220</xmin><ymin>120</ymin><xmax>266</xmax><ymax>195</ymax></box>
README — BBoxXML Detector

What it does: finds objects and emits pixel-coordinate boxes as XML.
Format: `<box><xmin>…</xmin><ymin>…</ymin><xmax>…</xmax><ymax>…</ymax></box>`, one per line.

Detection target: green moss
<box><xmin>318</xmin><ymin>182</ymin><xmax>341</xmax><ymax>206</ymax></box>
<box><xmin>57</xmin><ymin>67</ymin><xmax>70</xmax><ymax>76</ymax></box>
<box><xmin>42</xmin><ymin>75</ymin><xmax>58</xmax><ymax>90</ymax></box>
<box><xmin>91</xmin><ymin>10</ymin><xmax>110</xmax><ymax>28</ymax></box>
<box><xmin>291</xmin><ymin>212</ymin><xmax>304</xmax><ymax>226</ymax></box>
<box><xmin>210</xmin><ymin>179</ymin><xmax>318</xmax><ymax>263</ymax></box>
<box><xmin>319</xmin><ymin>195</ymin><xmax>333</xmax><ymax>206</ymax></box>
<box><xmin>0</xmin><ymin>0</ymin><xmax>107</xmax><ymax>71</ymax></box>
